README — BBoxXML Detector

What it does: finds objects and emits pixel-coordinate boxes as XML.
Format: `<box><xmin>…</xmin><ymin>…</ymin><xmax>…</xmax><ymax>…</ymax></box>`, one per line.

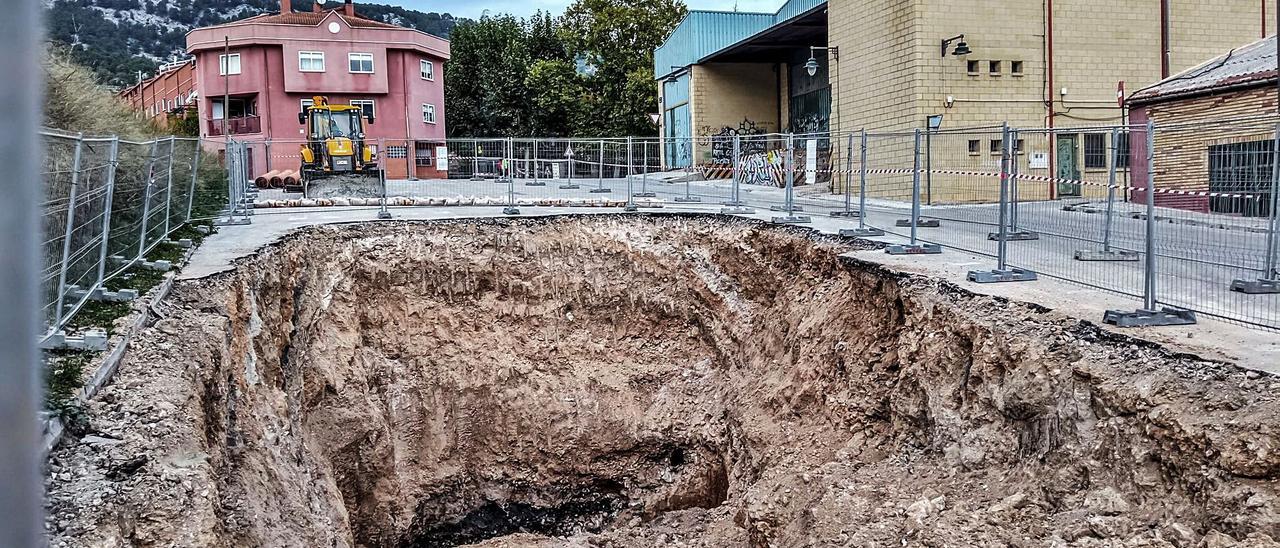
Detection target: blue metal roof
<box><xmin>654</xmin><ymin>0</ymin><xmax>827</xmax><ymax>80</ymax></box>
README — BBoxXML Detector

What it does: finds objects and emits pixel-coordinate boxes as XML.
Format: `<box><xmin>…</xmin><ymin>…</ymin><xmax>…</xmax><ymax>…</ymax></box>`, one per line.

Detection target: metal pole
<box><xmin>786</xmin><ymin>133</ymin><xmax>796</xmax><ymax>215</ymax></box>
<box><xmin>186</xmin><ymin>138</ymin><xmax>202</xmax><ymax>221</ymax></box>
<box><xmin>642</xmin><ymin>140</ymin><xmax>650</xmax><ymax>195</ymax></box>
<box><xmin>859</xmin><ymin>130</ymin><xmax>869</xmax><ymax>229</ymax></box>
<box><xmin>163</xmin><ymin>136</ymin><xmax>176</xmax><ymax>236</ymax></box>
<box><xmin>911</xmin><ymin>128</ymin><xmax>922</xmax><ymax>245</ymax></box>
<box><xmin>598</xmin><ymin>139</ymin><xmax>605</xmax><ymax>190</ymax></box>
<box><xmin>1266</xmin><ymin>123</ymin><xmax>1280</xmax><ymax>278</ymax></box>
<box><xmin>504</xmin><ymin>137</ymin><xmax>519</xmax><ymax>215</ymax></box>
<box><xmin>0</xmin><ymin>0</ymin><xmax>42</xmax><ymax>540</ymax></box>
<box><xmin>96</xmin><ymin>137</ymin><xmax>120</xmax><ymax>287</ymax></box>
<box><xmin>1103</xmin><ymin>126</ymin><xmax>1121</xmax><ymax>253</ymax></box>
<box><xmin>625</xmin><ymin>137</ymin><xmax>637</xmax><ymax>211</ymax></box>
<box><xmin>138</xmin><ymin>140</ymin><xmax>157</xmax><ymax>257</ymax></box>
<box><xmin>996</xmin><ymin>125</ymin><xmax>1011</xmax><ymax>271</ymax></box>
<box><xmin>841</xmin><ymin>132</ymin><xmax>855</xmax><ymax>215</ymax></box>
<box><xmin>1143</xmin><ymin>120</ymin><xmax>1158</xmax><ymax>311</ymax></box>
<box><xmin>532</xmin><ymin>138</ymin><xmax>539</xmax><ymax>186</ymax></box>
<box><xmin>377</xmin><ymin>138</ymin><xmax>391</xmax><ymax>220</ymax></box>
<box><xmin>732</xmin><ymin>134</ymin><xmax>741</xmax><ymax>205</ymax></box>
<box><xmin>925</xmin><ymin>129</ymin><xmax>933</xmax><ymax>206</ymax></box>
<box><xmin>54</xmin><ymin>134</ymin><xmax>85</xmax><ymax>330</ymax></box>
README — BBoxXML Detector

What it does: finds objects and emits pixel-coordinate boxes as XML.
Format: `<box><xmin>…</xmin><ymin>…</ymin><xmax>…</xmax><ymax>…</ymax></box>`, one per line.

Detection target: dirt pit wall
<box><xmin>45</xmin><ymin>215</ymin><xmax>1280</xmax><ymax>548</ymax></box>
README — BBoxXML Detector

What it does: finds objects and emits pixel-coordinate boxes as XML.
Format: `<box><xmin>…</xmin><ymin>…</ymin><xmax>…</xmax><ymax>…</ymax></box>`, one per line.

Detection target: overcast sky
<box><xmin>393</xmin><ymin>0</ymin><xmax>787</xmax><ymax>20</ymax></box>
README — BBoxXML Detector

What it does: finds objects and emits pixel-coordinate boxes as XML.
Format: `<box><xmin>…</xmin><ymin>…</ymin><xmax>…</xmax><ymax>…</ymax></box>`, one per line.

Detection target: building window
<box><xmin>219</xmin><ymin>53</ymin><xmax>241</xmax><ymax>76</ymax></box>
<box><xmin>350</xmin><ymin>99</ymin><xmax>375</xmax><ymax>119</ymax></box>
<box><xmin>301</xmin><ymin>98</ymin><xmax>315</xmax><ymax>112</ymax></box>
<box><xmin>299</xmin><ymin>51</ymin><xmax>325</xmax><ymax>72</ymax></box>
<box><xmin>1083</xmin><ymin>134</ymin><xmax>1107</xmax><ymax>169</ymax></box>
<box><xmin>423</xmin><ymin>103</ymin><xmax>437</xmax><ymax>124</ymax></box>
<box><xmin>968</xmin><ymin>139</ymin><xmax>980</xmax><ymax>155</ymax></box>
<box><xmin>349</xmin><ymin>53</ymin><xmax>374</xmax><ymax>73</ymax></box>
<box><xmin>990</xmin><ymin>139</ymin><xmax>1002</xmax><ymax>155</ymax></box>
<box><xmin>1011</xmin><ymin>61</ymin><xmax>1024</xmax><ymax>76</ymax></box>
<box><xmin>386</xmin><ymin>145</ymin><xmax>408</xmax><ymax>159</ymax></box>
<box><xmin>1015</xmin><ymin>138</ymin><xmax>1025</xmax><ymax>155</ymax></box>
<box><xmin>1115</xmin><ymin>132</ymin><xmax>1130</xmax><ymax>168</ymax></box>
<box><xmin>988</xmin><ymin>60</ymin><xmax>1002</xmax><ymax>76</ymax></box>
<box><xmin>1208</xmin><ymin>140</ymin><xmax>1275</xmax><ymax>216</ymax></box>
<box><xmin>415</xmin><ymin>143</ymin><xmax>434</xmax><ymax>166</ymax></box>
<box><xmin>420</xmin><ymin>59</ymin><xmax>435</xmax><ymax>80</ymax></box>
<box><xmin>967</xmin><ymin>60</ymin><xmax>980</xmax><ymax>75</ymax></box>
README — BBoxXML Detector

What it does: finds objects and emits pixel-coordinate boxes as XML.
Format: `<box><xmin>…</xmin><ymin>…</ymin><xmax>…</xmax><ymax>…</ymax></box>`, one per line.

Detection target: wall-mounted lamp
<box><xmin>664</xmin><ymin>65</ymin><xmax>687</xmax><ymax>84</ymax></box>
<box><xmin>944</xmin><ymin>95</ymin><xmax>955</xmax><ymax>109</ymax></box>
<box><xmin>941</xmin><ymin>34</ymin><xmax>971</xmax><ymax>57</ymax></box>
<box><xmin>805</xmin><ymin>46</ymin><xmax>839</xmax><ymax>77</ymax></box>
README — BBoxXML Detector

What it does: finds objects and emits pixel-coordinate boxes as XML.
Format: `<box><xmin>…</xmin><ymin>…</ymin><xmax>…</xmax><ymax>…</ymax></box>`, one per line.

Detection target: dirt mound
<box><xmin>44</xmin><ymin>215</ymin><xmax>1280</xmax><ymax>548</ymax></box>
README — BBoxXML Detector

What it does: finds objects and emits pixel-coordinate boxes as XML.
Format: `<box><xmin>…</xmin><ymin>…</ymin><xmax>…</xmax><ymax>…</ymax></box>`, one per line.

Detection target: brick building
<box><xmin>1129</xmin><ymin>35</ymin><xmax>1279</xmax><ymax>216</ymax></box>
<box><xmin>186</xmin><ymin>0</ymin><xmax>450</xmax><ymax>180</ymax></box>
<box><xmin>655</xmin><ymin>0</ymin><xmax>1273</xmax><ymax>201</ymax></box>
<box><xmin>117</xmin><ymin>59</ymin><xmax>197</xmax><ymax>128</ymax></box>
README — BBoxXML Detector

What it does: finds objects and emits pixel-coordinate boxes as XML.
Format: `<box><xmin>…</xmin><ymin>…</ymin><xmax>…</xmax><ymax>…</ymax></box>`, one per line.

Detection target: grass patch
<box><xmin>104</xmin><ymin>266</ymin><xmax>167</xmax><ymax>295</ymax></box>
<box><xmin>43</xmin><ymin>350</ymin><xmax>93</xmax><ymax>412</ymax></box>
<box><xmin>65</xmin><ymin>300</ymin><xmax>133</xmax><ymax>337</ymax></box>
<box><xmin>170</xmin><ymin>222</ymin><xmax>217</xmax><ymax>246</ymax></box>
<box><xmin>148</xmin><ymin>241</ymin><xmax>187</xmax><ymax>265</ymax></box>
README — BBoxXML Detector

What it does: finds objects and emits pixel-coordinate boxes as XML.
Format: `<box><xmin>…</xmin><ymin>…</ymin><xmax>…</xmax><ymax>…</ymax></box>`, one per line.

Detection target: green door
<box><xmin>1057</xmin><ymin>135</ymin><xmax>1081</xmax><ymax>197</ymax></box>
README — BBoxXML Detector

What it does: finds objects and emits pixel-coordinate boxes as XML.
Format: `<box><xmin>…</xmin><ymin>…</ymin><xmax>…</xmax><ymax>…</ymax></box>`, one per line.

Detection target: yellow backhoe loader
<box><xmin>292</xmin><ymin>96</ymin><xmax>382</xmax><ymax>197</ymax></box>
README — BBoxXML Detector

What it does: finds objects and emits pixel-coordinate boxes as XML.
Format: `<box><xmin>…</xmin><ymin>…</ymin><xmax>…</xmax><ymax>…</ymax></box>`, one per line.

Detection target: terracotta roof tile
<box><xmin>215</xmin><ymin>9</ymin><xmax>401</xmax><ymax>30</ymax></box>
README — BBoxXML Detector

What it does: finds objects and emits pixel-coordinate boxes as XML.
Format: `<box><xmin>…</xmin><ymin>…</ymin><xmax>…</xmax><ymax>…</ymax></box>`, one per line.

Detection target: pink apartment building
<box><xmin>186</xmin><ymin>0</ymin><xmax>449</xmax><ymax>179</ymax></box>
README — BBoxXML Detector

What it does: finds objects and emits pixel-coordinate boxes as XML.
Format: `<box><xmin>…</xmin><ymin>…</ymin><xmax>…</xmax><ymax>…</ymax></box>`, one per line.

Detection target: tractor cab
<box><xmin>294</xmin><ymin>96</ymin><xmax>381</xmax><ymax>194</ymax></box>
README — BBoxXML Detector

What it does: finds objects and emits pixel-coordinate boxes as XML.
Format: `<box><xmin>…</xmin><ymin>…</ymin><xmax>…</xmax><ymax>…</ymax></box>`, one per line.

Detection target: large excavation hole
<box><xmin>47</xmin><ymin>215</ymin><xmax>1280</xmax><ymax>548</ymax></box>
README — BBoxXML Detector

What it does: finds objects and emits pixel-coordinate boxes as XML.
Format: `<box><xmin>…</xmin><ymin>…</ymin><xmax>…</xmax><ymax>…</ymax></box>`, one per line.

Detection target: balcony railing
<box><xmin>207</xmin><ymin>115</ymin><xmax>261</xmax><ymax>136</ymax></box>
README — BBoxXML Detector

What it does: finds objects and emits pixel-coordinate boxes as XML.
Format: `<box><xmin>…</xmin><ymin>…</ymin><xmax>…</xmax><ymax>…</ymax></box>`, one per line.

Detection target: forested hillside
<box><xmin>44</xmin><ymin>0</ymin><xmax>459</xmax><ymax>87</ymax></box>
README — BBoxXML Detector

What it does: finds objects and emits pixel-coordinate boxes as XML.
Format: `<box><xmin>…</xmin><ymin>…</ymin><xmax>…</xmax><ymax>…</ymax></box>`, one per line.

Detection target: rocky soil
<box><xmin>44</xmin><ymin>215</ymin><xmax>1280</xmax><ymax>547</ymax></box>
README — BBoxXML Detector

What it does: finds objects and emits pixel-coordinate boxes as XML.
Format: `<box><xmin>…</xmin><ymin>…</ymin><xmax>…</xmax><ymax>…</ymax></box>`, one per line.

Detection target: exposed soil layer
<box><xmin>45</xmin><ymin>215</ymin><xmax>1280</xmax><ymax>547</ymax></box>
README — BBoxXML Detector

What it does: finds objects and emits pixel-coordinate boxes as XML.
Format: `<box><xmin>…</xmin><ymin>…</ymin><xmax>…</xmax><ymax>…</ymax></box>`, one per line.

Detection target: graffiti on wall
<box><xmin>738</xmin><ymin>150</ymin><xmax>785</xmax><ymax>187</ymax></box>
<box><xmin>702</xmin><ymin>119</ymin><xmax>769</xmax><ymax>166</ymax></box>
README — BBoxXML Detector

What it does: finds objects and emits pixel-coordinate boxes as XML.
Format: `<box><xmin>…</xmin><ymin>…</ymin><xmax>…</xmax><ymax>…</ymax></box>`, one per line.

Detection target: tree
<box><xmin>560</xmin><ymin>0</ymin><xmax>687</xmax><ymax>136</ymax></box>
<box><xmin>444</xmin><ymin>15</ymin><xmax>533</xmax><ymax>137</ymax></box>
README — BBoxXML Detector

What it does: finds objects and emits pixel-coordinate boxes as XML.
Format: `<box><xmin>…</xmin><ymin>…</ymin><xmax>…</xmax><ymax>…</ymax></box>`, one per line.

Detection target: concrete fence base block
<box><xmin>967</xmin><ymin>268</ymin><xmax>1039</xmax><ymax>284</ymax></box>
<box><xmin>633</xmin><ymin>192</ymin><xmax>658</xmax><ymax>198</ymax></box>
<box><xmin>673</xmin><ymin>196</ymin><xmax>702</xmax><ymax>203</ymax></box>
<box><xmin>525</xmin><ymin>182</ymin><xmax>547</xmax><ymax>187</ymax></box>
<box><xmin>623</xmin><ymin>204</ymin><xmax>639</xmax><ymax>212</ymax></box>
<box><xmin>214</xmin><ymin>216</ymin><xmax>252</xmax><ymax>227</ymax></box>
<box><xmin>558</xmin><ymin>184</ymin><xmax>581</xmax><ymax>190</ymax></box>
<box><xmin>140</xmin><ymin>260</ymin><xmax>172</xmax><ymax>272</ymax></box>
<box><xmin>376</xmin><ymin>211</ymin><xmax>393</xmax><ymax>220</ymax></box>
<box><xmin>1074</xmin><ymin>250</ymin><xmax>1141</xmax><ymax>262</ymax></box>
<box><xmin>39</xmin><ymin>329</ymin><xmax>109</xmax><ymax>352</ymax></box>
<box><xmin>770</xmin><ymin>205</ymin><xmax>805</xmax><ymax>212</ymax></box>
<box><xmin>502</xmin><ymin>207</ymin><xmax>521</xmax><ymax>216</ymax></box>
<box><xmin>1103</xmin><ymin>307</ymin><xmax>1197</xmax><ymax>328</ymax></box>
<box><xmin>68</xmin><ymin>286</ymin><xmax>138</xmax><ymax>303</ymax></box>
<box><xmin>896</xmin><ymin>219</ymin><xmax>941</xmax><ymax>228</ymax></box>
<box><xmin>171</xmin><ymin>238</ymin><xmax>193</xmax><ymax>249</ymax></box>
<box><xmin>771</xmin><ymin>215</ymin><xmax>812</xmax><ymax>225</ymax></box>
<box><xmin>589</xmin><ymin>188</ymin><xmax>613</xmax><ymax>194</ymax></box>
<box><xmin>194</xmin><ymin>225</ymin><xmax>211</xmax><ymax>235</ymax></box>
<box><xmin>830</xmin><ymin>210</ymin><xmax>861</xmax><ymax>218</ymax></box>
<box><xmin>886</xmin><ymin>243</ymin><xmax>943</xmax><ymax>255</ymax></box>
<box><xmin>1230</xmin><ymin>278</ymin><xmax>1280</xmax><ymax>294</ymax></box>
<box><xmin>841</xmin><ymin>227</ymin><xmax>886</xmax><ymax>237</ymax></box>
<box><xmin>988</xmin><ymin>231</ymin><xmax>1039</xmax><ymax>241</ymax></box>
<box><xmin>721</xmin><ymin>207</ymin><xmax>756</xmax><ymax>215</ymax></box>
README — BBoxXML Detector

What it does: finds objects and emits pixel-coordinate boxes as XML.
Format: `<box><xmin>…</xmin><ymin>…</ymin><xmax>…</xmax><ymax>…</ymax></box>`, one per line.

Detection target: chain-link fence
<box><xmin>38</xmin><ymin>130</ymin><xmax>236</xmax><ymax>347</ymax></box>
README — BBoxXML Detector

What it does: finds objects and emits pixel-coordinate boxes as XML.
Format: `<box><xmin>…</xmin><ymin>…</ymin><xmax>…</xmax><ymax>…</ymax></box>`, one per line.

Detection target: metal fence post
<box><xmin>95</xmin><ymin>137</ymin><xmax>120</xmax><ymax>288</ymax></box>
<box><xmin>887</xmin><ymin>128</ymin><xmax>940</xmax><ymax>254</ymax></box>
<box><xmin>377</xmin><ymin>137</ymin><xmax>392</xmax><ymax>220</ymax></box>
<box><xmin>723</xmin><ymin>134</ymin><xmax>753</xmax><ymax>214</ymax></box>
<box><xmin>590</xmin><ymin>139</ymin><xmax>610</xmax><ymax>194</ymax></box>
<box><xmin>137</xmin><ymin>139</ymin><xmax>159</xmax><ymax>259</ymax></box>
<box><xmin>636</xmin><ymin>139</ymin><xmax>655</xmax><ymax>198</ymax></box>
<box><xmin>53</xmin><ymin>134</ymin><xmax>85</xmax><ymax>330</ymax></box>
<box><xmin>969</xmin><ymin>124</ymin><xmax>1036</xmax><ymax>282</ymax></box>
<box><xmin>163</xmin><ymin>136</ymin><xmax>177</xmax><ymax>236</ymax></box>
<box><xmin>674</xmin><ymin>137</ymin><xmax>700</xmax><ymax>203</ymax></box>
<box><xmin>771</xmin><ymin>133</ymin><xmax>810</xmax><ymax>224</ymax></box>
<box><xmin>1104</xmin><ymin>120</ymin><xmax>1195</xmax><ymax>326</ymax></box>
<box><xmin>528</xmin><ymin>138</ymin><xmax>546</xmax><ymax>187</ymax></box>
<box><xmin>1074</xmin><ymin>126</ymin><xmax>1137</xmax><ymax>261</ymax></box>
<box><xmin>1232</xmin><ymin>121</ymin><xmax>1280</xmax><ymax>293</ymax></box>
<box><xmin>624</xmin><ymin>136</ymin><xmax>638</xmax><ymax>211</ymax></box>
<box><xmin>842</xmin><ymin>129</ymin><xmax>884</xmax><ymax>237</ymax></box>
<box><xmin>833</xmin><ymin>132</ymin><xmax>856</xmax><ymax>217</ymax></box>
<box><xmin>560</xmin><ymin>140</ymin><xmax>578</xmax><ymax>190</ymax></box>
<box><xmin>504</xmin><ymin>137</ymin><xmax>520</xmax><ymax>215</ymax></box>
<box><xmin>185</xmin><ymin>139</ymin><xmax>202</xmax><ymax>221</ymax></box>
